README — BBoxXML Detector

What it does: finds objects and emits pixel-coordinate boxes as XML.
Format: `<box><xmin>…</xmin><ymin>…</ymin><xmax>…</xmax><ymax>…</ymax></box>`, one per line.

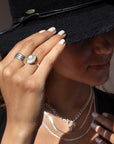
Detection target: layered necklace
<box><xmin>43</xmin><ymin>86</ymin><xmax>96</xmax><ymax>142</ymax></box>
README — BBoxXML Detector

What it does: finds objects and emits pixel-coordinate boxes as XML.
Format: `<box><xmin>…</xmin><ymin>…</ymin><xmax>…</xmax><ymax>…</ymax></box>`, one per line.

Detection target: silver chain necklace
<box><xmin>45</xmin><ymin>86</ymin><xmax>93</xmax><ymax>131</ymax></box>
<box><xmin>44</xmin><ymin>94</ymin><xmax>93</xmax><ymax>134</ymax></box>
<box><xmin>43</xmin><ymin>88</ymin><xmax>96</xmax><ymax>142</ymax></box>
<box><xmin>43</xmin><ymin>119</ymin><xmax>94</xmax><ymax>142</ymax></box>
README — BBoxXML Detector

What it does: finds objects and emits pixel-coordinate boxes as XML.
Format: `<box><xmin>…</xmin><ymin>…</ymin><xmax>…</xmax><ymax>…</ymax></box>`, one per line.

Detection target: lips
<box><xmin>89</xmin><ymin>62</ymin><xmax>110</xmax><ymax>70</ymax></box>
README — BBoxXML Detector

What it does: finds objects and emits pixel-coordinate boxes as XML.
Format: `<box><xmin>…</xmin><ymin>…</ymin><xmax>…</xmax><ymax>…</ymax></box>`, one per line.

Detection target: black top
<box><xmin>0</xmin><ymin>88</ymin><xmax>114</xmax><ymax>143</ymax></box>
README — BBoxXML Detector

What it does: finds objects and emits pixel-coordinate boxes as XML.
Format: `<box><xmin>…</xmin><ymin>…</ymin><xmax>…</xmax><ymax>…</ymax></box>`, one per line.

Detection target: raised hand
<box><xmin>91</xmin><ymin>112</ymin><xmax>114</xmax><ymax>144</ymax></box>
<box><xmin>0</xmin><ymin>27</ymin><xmax>66</xmax><ymax>144</ymax></box>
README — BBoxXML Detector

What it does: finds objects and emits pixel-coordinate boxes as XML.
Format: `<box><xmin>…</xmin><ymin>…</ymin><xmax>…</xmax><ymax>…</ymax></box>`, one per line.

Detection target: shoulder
<box><xmin>0</xmin><ymin>107</ymin><xmax>7</xmax><ymax>143</ymax></box>
<box><xmin>93</xmin><ymin>87</ymin><xmax>114</xmax><ymax>114</ymax></box>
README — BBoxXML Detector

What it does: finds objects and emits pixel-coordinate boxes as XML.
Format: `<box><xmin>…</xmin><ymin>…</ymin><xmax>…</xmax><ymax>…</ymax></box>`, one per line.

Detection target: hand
<box><xmin>0</xmin><ymin>27</ymin><xmax>66</xmax><ymax>143</ymax></box>
<box><xmin>91</xmin><ymin>112</ymin><xmax>114</xmax><ymax>144</ymax></box>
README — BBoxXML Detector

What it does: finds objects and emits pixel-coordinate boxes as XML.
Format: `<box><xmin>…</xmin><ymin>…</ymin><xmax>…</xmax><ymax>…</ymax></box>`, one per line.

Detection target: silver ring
<box><xmin>14</xmin><ymin>53</ymin><xmax>25</xmax><ymax>62</ymax></box>
<box><xmin>27</xmin><ymin>54</ymin><xmax>37</xmax><ymax>64</ymax></box>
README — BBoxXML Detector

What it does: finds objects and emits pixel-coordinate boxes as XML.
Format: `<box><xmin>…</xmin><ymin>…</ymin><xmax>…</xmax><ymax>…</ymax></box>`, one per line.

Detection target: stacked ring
<box><xmin>14</xmin><ymin>53</ymin><xmax>25</xmax><ymax>62</ymax></box>
<box><xmin>14</xmin><ymin>53</ymin><xmax>38</xmax><ymax>65</ymax></box>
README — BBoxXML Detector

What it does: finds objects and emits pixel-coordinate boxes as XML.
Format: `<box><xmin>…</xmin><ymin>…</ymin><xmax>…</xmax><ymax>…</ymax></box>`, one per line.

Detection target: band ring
<box><xmin>14</xmin><ymin>53</ymin><xmax>25</xmax><ymax>62</ymax></box>
<box><xmin>27</xmin><ymin>54</ymin><xmax>38</xmax><ymax>64</ymax></box>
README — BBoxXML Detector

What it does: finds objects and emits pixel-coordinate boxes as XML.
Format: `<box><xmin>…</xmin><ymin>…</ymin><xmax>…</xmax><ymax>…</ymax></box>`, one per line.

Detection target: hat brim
<box><xmin>0</xmin><ymin>2</ymin><xmax>114</xmax><ymax>54</ymax></box>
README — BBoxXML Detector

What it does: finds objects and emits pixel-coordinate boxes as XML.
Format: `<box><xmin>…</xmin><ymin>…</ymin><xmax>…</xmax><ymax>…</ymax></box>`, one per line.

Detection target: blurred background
<box><xmin>0</xmin><ymin>0</ymin><xmax>11</xmax><ymax>31</ymax></box>
<box><xmin>0</xmin><ymin>0</ymin><xmax>114</xmax><ymax>93</ymax></box>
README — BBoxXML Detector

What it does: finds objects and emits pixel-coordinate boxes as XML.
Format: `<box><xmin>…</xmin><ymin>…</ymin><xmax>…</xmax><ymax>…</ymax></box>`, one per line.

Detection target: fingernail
<box><xmin>58</xmin><ymin>30</ymin><xmax>66</xmax><ymax>36</ymax></box>
<box><xmin>92</xmin><ymin>112</ymin><xmax>98</xmax><ymax>118</ymax></box>
<box><xmin>91</xmin><ymin>123</ymin><xmax>100</xmax><ymax>132</ymax></box>
<box><xmin>59</xmin><ymin>39</ymin><xmax>65</xmax><ymax>45</ymax></box>
<box><xmin>47</xmin><ymin>27</ymin><xmax>56</xmax><ymax>33</ymax></box>
<box><xmin>102</xmin><ymin>112</ymin><xmax>108</xmax><ymax>117</ymax></box>
<box><xmin>95</xmin><ymin>137</ymin><xmax>103</xmax><ymax>143</ymax></box>
<box><xmin>91</xmin><ymin>123</ymin><xmax>97</xmax><ymax>129</ymax></box>
<box><xmin>39</xmin><ymin>30</ymin><xmax>46</xmax><ymax>33</ymax></box>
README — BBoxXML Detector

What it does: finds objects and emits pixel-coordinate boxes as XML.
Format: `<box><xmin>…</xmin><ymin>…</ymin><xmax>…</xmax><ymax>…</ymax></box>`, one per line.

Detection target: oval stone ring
<box><xmin>27</xmin><ymin>54</ymin><xmax>37</xmax><ymax>64</ymax></box>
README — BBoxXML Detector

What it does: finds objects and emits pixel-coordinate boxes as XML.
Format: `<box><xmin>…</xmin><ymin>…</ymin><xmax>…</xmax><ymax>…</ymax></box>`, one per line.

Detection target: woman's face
<box><xmin>53</xmin><ymin>30</ymin><xmax>114</xmax><ymax>86</ymax></box>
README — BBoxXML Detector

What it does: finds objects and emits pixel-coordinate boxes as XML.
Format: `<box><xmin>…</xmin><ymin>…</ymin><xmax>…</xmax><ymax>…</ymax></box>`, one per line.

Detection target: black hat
<box><xmin>0</xmin><ymin>0</ymin><xmax>114</xmax><ymax>54</ymax></box>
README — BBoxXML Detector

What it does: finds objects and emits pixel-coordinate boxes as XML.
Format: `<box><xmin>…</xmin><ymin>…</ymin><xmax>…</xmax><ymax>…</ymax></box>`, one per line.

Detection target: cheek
<box><xmin>65</xmin><ymin>46</ymin><xmax>91</xmax><ymax>67</ymax></box>
<box><xmin>53</xmin><ymin>49</ymin><xmax>90</xmax><ymax>80</ymax></box>
<box><xmin>53</xmin><ymin>46</ymin><xmax>110</xmax><ymax>85</ymax></box>
<box><xmin>54</xmin><ymin>48</ymin><xmax>88</xmax><ymax>69</ymax></box>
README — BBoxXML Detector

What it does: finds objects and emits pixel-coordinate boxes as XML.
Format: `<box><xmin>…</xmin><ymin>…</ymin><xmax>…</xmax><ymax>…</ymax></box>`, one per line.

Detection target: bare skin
<box><xmin>0</xmin><ymin>28</ymin><xmax>114</xmax><ymax>144</ymax></box>
<box><xmin>34</xmin><ymin>30</ymin><xmax>114</xmax><ymax>144</ymax></box>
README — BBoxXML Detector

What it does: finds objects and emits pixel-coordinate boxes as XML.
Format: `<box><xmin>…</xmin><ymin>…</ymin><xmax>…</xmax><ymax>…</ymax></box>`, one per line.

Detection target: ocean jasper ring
<box><xmin>27</xmin><ymin>54</ymin><xmax>37</xmax><ymax>64</ymax></box>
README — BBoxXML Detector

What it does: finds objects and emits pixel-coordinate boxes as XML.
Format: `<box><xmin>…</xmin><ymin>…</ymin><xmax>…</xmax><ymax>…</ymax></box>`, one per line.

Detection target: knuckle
<box><xmin>15</xmin><ymin>39</ymin><xmax>36</xmax><ymax>50</ymax></box>
<box><xmin>42</xmin><ymin>43</ymin><xmax>51</xmax><ymax>49</ymax></box>
<box><xmin>12</xmin><ymin>75</ymin><xmax>23</xmax><ymax>85</ymax></box>
<box><xmin>35</xmin><ymin>47</ymin><xmax>44</xmax><ymax>56</ymax></box>
<box><xmin>2</xmin><ymin>67</ymin><xmax>12</xmax><ymax>78</ymax></box>
<box><xmin>24</xmin><ymin>39</ymin><xmax>36</xmax><ymax>48</ymax></box>
<box><xmin>24</xmin><ymin>79</ymin><xmax>44</xmax><ymax>93</ymax></box>
<box><xmin>14</xmin><ymin>41</ymin><xmax>24</xmax><ymax>48</ymax></box>
<box><xmin>39</xmin><ymin>33</ymin><xmax>49</xmax><ymax>39</ymax></box>
<box><xmin>51</xmin><ymin>34</ymin><xmax>61</xmax><ymax>41</ymax></box>
<box><xmin>24</xmin><ymin>80</ymin><xmax>37</xmax><ymax>92</ymax></box>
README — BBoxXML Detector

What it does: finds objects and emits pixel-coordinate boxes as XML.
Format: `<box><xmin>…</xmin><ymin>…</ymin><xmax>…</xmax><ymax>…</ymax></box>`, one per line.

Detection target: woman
<box><xmin>0</xmin><ymin>0</ymin><xmax>114</xmax><ymax>144</ymax></box>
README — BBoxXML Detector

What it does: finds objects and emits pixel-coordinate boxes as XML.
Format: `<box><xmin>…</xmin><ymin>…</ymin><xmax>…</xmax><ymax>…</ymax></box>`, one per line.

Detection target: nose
<box><xmin>92</xmin><ymin>36</ymin><xmax>113</xmax><ymax>55</ymax></box>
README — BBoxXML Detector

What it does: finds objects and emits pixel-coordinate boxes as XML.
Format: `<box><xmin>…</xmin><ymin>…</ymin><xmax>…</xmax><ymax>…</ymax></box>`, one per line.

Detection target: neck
<box><xmin>45</xmin><ymin>69</ymin><xmax>91</xmax><ymax>118</ymax></box>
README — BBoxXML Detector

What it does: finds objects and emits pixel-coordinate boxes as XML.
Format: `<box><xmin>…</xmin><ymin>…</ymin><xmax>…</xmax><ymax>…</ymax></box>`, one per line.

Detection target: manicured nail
<box><xmin>91</xmin><ymin>123</ymin><xmax>97</xmax><ymax>129</ymax></box>
<box><xmin>102</xmin><ymin>112</ymin><xmax>108</xmax><ymax>117</ymax></box>
<box><xmin>92</xmin><ymin>112</ymin><xmax>98</xmax><ymax>118</ymax></box>
<box><xmin>95</xmin><ymin>137</ymin><xmax>103</xmax><ymax>143</ymax></box>
<box><xmin>59</xmin><ymin>39</ymin><xmax>65</xmax><ymax>45</ymax></box>
<box><xmin>58</xmin><ymin>30</ymin><xmax>66</xmax><ymax>36</ymax></box>
<box><xmin>91</xmin><ymin>123</ymin><xmax>100</xmax><ymax>132</ymax></box>
<box><xmin>47</xmin><ymin>27</ymin><xmax>56</xmax><ymax>33</ymax></box>
<box><xmin>39</xmin><ymin>30</ymin><xmax>46</xmax><ymax>33</ymax></box>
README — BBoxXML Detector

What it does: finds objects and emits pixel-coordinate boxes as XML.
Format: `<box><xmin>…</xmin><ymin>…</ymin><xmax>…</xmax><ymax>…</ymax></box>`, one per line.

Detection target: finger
<box><xmin>91</xmin><ymin>123</ymin><xmax>114</xmax><ymax>143</ymax></box>
<box><xmin>18</xmin><ymin>30</ymin><xmax>66</xmax><ymax>76</ymax></box>
<box><xmin>103</xmin><ymin>113</ymin><xmax>114</xmax><ymax>121</ymax></box>
<box><xmin>95</xmin><ymin>137</ymin><xmax>107</xmax><ymax>144</ymax></box>
<box><xmin>16</xmin><ymin>27</ymin><xmax>57</xmax><ymax>58</ymax></box>
<box><xmin>4</xmin><ymin>27</ymin><xmax>57</xmax><ymax>74</ymax></box>
<box><xmin>33</xmin><ymin>39</ymin><xmax>65</xmax><ymax>85</ymax></box>
<box><xmin>2</xmin><ymin>27</ymin><xmax>56</xmax><ymax>68</ymax></box>
<box><xmin>33</xmin><ymin>30</ymin><xmax>66</xmax><ymax>65</ymax></box>
<box><xmin>92</xmin><ymin>112</ymin><xmax>114</xmax><ymax>132</ymax></box>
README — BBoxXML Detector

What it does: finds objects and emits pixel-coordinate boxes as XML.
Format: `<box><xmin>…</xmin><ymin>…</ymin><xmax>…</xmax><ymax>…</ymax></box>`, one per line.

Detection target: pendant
<box><xmin>67</xmin><ymin>120</ymin><xmax>76</xmax><ymax>131</ymax></box>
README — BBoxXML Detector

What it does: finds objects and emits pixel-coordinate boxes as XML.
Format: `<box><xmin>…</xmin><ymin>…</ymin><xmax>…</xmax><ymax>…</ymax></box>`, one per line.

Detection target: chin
<box><xmin>94</xmin><ymin>80</ymin><xmax>108</xmax><ymax>86</ymax></box>
<box><xmin>91</xmin><ymin>73</ymin><xmax>109</xmax><ymax>86</ymax></box>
